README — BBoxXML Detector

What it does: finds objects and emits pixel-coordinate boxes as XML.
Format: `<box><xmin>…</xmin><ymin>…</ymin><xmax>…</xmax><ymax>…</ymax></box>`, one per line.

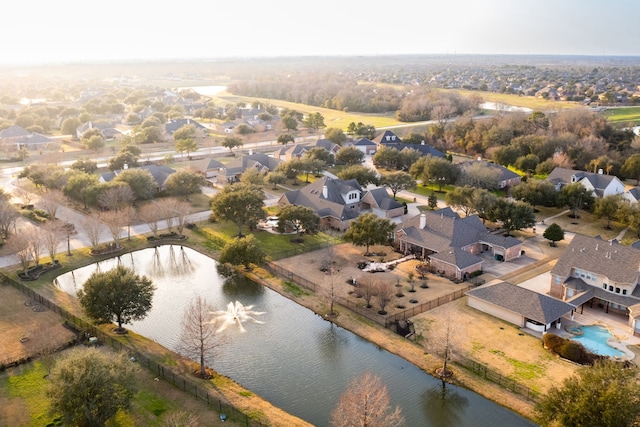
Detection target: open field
<box><xmin>212</xmin><ymin>90</ymin><xmax>401</xmax><ymax>130</ymax></box>
<box><xmin>602</xmin><ymin>106</ymin><xmax>640</xmax><ymax>125</ymax></box>
<box><xmin>444</xmin><ymin>89</ymin><xmax>581</xmax><ymax>111</ymax></box>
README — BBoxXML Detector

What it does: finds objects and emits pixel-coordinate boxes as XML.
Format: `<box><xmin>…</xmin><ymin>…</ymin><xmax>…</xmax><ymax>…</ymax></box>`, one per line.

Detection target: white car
<box><xmin>264</xmin><ymin>216</ymin><xmax>279</xmax><ymax>228</ymax></box>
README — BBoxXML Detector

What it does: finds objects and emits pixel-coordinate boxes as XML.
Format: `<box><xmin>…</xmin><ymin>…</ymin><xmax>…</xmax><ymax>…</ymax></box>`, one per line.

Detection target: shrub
<box><xmin>542</xmin><ymin>333</ymin><xmax>601</xmax><ymax>365</ymax></box>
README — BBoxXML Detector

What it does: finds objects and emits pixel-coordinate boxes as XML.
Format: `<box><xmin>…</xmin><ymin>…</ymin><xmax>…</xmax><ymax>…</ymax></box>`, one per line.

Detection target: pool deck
<box><xmin>523</xmin><ymin>304</ymin><xmax>640</xmax><ymax>361</ymax></box>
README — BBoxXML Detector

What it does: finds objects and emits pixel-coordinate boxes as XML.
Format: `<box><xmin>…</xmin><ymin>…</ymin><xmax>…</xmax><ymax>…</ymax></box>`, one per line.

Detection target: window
<box><xmin>609</xmin><ymin>285</ymin><xmax>614</xmax><ymax>291</ymax></box>
<box><xmin>603</xmin><ymin>284</ymin><xmax>607</xmax><ymax>289</ymax></box>
<box><xmin>615</xmin><ymin>287</ymin><xmax>620</xmax><ymax>294</ymax></box>
<box><xmin>623</xmin><ymin>289</ymin><xmax>628</xmax><ymax>295</ymax></box>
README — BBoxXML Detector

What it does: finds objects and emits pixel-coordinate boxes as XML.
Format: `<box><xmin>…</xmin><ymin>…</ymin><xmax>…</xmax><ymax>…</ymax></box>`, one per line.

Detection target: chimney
<box><xmin>322</xmin><ymin>185</ymin><xmax>328</xmax><ymax>198</ymax></box>
<box><xmin>477</xmin><ymin>157</ymin><xmax>482</xmax><ymax>161</ymax></box>
<box><xmin>598</xmin><ymin>168</ymin><xmax>603</xmax><ymax>174</ymax></box>
<box><xmin>419</xmin><ymin>213</ymin><xmax>426</xmax><ymax>229</ymax></box>
<box><xmin>421</xmin><ymin>140</ymin><xmax>425</xmax><ymax>145</ymax></box>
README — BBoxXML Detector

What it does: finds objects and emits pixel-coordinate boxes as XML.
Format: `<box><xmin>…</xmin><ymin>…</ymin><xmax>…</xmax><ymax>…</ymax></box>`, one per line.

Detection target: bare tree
<box><xmin>82</xmin><ymin>214</ymin><xmax>104</xmax><ymax>250</ymax></box>
<box><xmin>98</xmin><ymin>183</ymin><xmax>135</xmax><ymax>212</ymax></box>
<box><xmin>356</xmin><ymin>277</ymin><xmax>375</xmax><ymax>309</ymax></box>
<box><xmin>424</xmin><ymin>302</ymin><xmax>461</xmax><ymax>378</ymax></box>
<box><xmin>161</xmin><ymin>411</ymin><xmax>201</xmax><ymax>427</ymax></box>
<box><xmin>8</xmin><ymin>232</ymin><xmax>32</xmax><ymax>274</ymax></box>
<box><xmin>138</xmin><ymin>203</ymin><xmax>161</xmax><ymax>237</ymax></box>
<box><xmin>0</xmin><ymin>202</ymin><xmax>20</xmax><ymax>240</ymax></box>
<box><xmin>120</xmin><ymin>206</ymin><xmax>135</xmax><ymax>241</ymax></box>
<box><xmin>166</xmin><ymin>198</ymin><xmax>191</xmax><ymax>237</ymax></box>
<box><xmin>38</xmin><ymin>189</ymin><xmax>64</xmax><ymax>220</ymax></box>
<box><xmin>41</xmin><ymin>221</ymin><xmax>64</xmax><ymax>263</ymax></box>
<box><xmin>155</xmin><ymin>198</ymin><xmax>176</xmax><ymax>233</ymax></box>
<box><xmin>26</xmin><ymin>325</ymin><xmax>61</xmax><ymax>373</ymax></box>
<box><xmin>24</xmin><ymin>227</ymin><xmax>43</xmax><ymax>266</ymax></box>
<box><xmin>178</xmin><ymin>296</ymin><xmax>226</xmax><ymax>379</ymax></box>
<box><xmin>330</xmin><ymin>371</ymin><xmax>404</xmax><ymax>427</ymax></box>
<box><xmin>374</xmin><ymin>280</ymin><xmax>395</xmax><ymax>315</ymax></box>
<box><xmin>14</xmin><ymin>182</ymin><xmax>37</xmax><ymax>207</ymax></box>
<box><xmin>100</xmin><ymin>210</ymin><xmax>124</xmax><ymax>248</ymax></box>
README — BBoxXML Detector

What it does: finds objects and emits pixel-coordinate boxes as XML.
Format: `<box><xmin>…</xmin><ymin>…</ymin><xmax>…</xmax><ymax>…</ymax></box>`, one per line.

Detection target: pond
<box><xmin>55</xmin><ymin>245</ymin><xmax>536</xmax><ymax>427</ymax></box>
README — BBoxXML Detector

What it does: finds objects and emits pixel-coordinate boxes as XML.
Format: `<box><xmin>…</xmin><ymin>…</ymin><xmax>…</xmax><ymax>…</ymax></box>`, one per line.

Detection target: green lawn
<box><xmin>601</xmin><ymin>107</ymin><xmax>640</xmax><ymax>125</ymax></box>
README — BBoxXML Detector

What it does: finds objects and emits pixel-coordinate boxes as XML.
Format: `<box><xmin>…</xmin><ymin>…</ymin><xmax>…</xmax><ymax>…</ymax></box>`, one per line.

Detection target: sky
<box><xmin>2</xmin><ymin>0</ymin><xmax>639</xmax><ymax>65</ymax></box>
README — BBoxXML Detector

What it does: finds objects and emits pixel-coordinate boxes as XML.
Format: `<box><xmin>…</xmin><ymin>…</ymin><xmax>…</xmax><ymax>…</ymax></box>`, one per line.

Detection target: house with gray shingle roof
<box><xmin>278</xmin><ymin>176</ymin><xmax>403</xmax><ymax>230</ymax></box>
<box><xmin>458</xmin><ymin>160</ymin><xmax>521</xmax><ymax>189</ymax></box>
<box><xmin>99</xmin><ymin>164</ymin><xmax>176</xmax><ymax>192</ymax></box>
<box><xmin>547</xmin><ymin>167</ymin><xmax>624</xmax><ymax>198</ymax></box>
<box><xmin>466</xmin><ymin>281</ymin><xmax>575</xmax><ymax>332</ymax></box>
<box><xmin>550</xmin><ymin>234</ymin><xmax>640</xmax><ymax>335</ymax></box>
<box><xmin>395</xmin><ymin>208</ymin><xmax>523</xmax><ymax>280</ymax></box>
<box><xmin>217</xmin><ymin>153</ymin><xmax>282</xmax><ymax>185</ymax></box>
<box><xmin>0</xmin><ymin>125</ymin><xmax>30</xmax><ymax>141</ymax></box>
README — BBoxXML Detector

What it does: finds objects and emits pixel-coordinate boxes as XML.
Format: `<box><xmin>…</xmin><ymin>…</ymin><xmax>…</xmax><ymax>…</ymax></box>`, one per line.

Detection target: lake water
<box><xmin>55</xmin><ymin>246</ymin><xmax>536</xmax><ymax>426</ymax></box>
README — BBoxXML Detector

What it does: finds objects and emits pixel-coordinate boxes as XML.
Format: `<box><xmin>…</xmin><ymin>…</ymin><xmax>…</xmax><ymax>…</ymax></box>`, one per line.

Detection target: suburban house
<box><xmin>457</xmin><ymin>160</ymin><xmax>521</xmax><ymax>189</ymax></box>
<box><xmin>549</xmin><ymin>234</ymin><xmax>640</xmax><ymax>336</ymax></box>
<box><xmin>217</xmin><ymin>152</ymin><xmax>282</xmax><ymax>185</ymax></box>
<box><xmin>164</xmin><ymin>118</ymin><xmax>208</xmax><ymax>138</ymax></box>
<box><xmin>190</xmin><ymin>157</ymin><xmax>225</xmax><ymax>180</ymax></box>
<box><xmin>624</xmin><ymin>187</ymin><xmax>640</xmax><ymax>204</ymax></box>
<box><xmin>278</xmin><ymin>176</ymin><xmax>404</xmax><ymax>231</ymax></box>
<box><xmin>76</xmin><ymin>121</ymin><xmax>121</xmax><ymax>140</ymax></box>
<box><xmin>395</xmin><ymin>208</ymin><xmax>523</xmax><ymax>280</ymax></box>
<box><xmin>99</xmin><ymin>164</ymin><xmax>176</xmax><ymax>192</ymax></box>
<box><xmin>373</xmin><ymin>130</ymin><xmax>403</xmax><ymax>145</ymax></box>
<box><xmin>0</xmin><ymin>125</ymin><xmax>30</xmax><ymax>144</ymax></box>
<box><xmin>15</xmin><ymin>133</ymin><xmax>53</xmax><ymax>150</ymax></box>
<box><xmin>371</xmin><ymin>130</ymin><xmax>445</xmax><ymax>159</ymax></box>
<box><xmin>272</xmin><ymin>139</ymin><xmax>341</xmax><ymax>162</ymax></box>
<box><xmin>466</xmin><ymin>281</ymin><xmax>575</xmax><ymax>333</ymax></box>
<box><xmin>547</xmin><ymin>167</ymin><xmax>625</xmax><ymax>198</ymax></box>
<box><xmin>351</xmin><ymin>138</ymin><xmax>378</xmax><ymax>155</ymax></box>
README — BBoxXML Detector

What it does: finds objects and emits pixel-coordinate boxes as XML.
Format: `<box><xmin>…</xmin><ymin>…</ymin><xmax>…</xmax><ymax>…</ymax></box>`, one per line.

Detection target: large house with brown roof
<box><xmin>550</xmin><ymin>234</ymin><xmax>640</xmax><ymax>336</ymax></box>
<box><xmin>395</xmin><ymin>208</ymin><xmax>523</xmax><ymax>280</ymax></box>
<box><xmin>277</xmin><ymin>176</ymin><xmax>404</xmax><ymax>230</ymax></box>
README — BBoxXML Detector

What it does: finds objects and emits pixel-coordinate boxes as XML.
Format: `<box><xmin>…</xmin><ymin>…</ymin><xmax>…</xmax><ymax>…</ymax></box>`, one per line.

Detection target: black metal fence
<box><xmin>455</xmin><ymin>353</ymin><xmax>541</xmax><ymax>402</ymax></box>
<box><xmin>1</xmin><ymin>274</ymin><xmax>268</xmax><ymax>427</ymax></box>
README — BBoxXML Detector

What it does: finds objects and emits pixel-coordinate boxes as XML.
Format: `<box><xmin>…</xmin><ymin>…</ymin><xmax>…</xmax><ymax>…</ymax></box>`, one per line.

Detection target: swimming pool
<box><xmin>570</xmin><ymin>325</ymin><xmax>625</xmax><ymax>358</ymax></box>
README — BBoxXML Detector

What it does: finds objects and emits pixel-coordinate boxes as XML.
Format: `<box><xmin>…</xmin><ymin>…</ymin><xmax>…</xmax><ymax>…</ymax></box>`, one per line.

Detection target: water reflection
<box><xmin>54</xmin><ymin>246</ymin><xmax>536</xmax><ymax>427</ymax></box>
<box><xmin>421</xmin><ymin>380</ymin><xmax>469</xmax><ymax>426</ymax></box>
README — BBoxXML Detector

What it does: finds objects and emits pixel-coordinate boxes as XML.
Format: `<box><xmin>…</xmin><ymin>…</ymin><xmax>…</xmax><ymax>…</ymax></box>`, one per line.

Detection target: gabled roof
<box><xmin>191</xmin><ymin>157</ymin><xmax>225</xmax><ymax>173</ymax></box>
<box><xmin>383</xmin><ymin>142</ymin><xmax>445</xmax><ymax>158</ymax></box>
<box><xmin>373</xmin><ymin>130</ymin><xmax>402</xmax><ymax>145</ymax></box>
<box><xmin>165</xmin><ymin>118</ymin><xmax>206</xmax><ymax>134</ymax></box>
<box><xmin>0</xmin><ymin>125</ymin><xmax>30</xmax><ymax>138</ymax></box>
<box><xmin>363</xmin><ymin>188</ymin><xmax>403</xmax><ymax>211</ymax></box>
<box><xmin>466</xmin><ymin>281</ymin><xmax>576</xmax><ymax>324</ymax></box>
<box><xmin>353</xmin><ymin>138</ymin><xmax>377</xmax><ymax>147</ymax></box>
<box><xmin>626</xmin><ymin>187</ymin><xmax>640</xmax><ymax>202</ymax></box>
<box><xmin>396</xmin><ymin>209</ymin><xmax>521</xmax><ymax>253</ymax></box>
<box><xmin>430</xmin><ymin>247</ymin><xmax>482</xmax><ymax>270</ymax></box>
<box><xmin>100</xmin><ymin>165</ymin><xmax>176</xmax><ymax>187</ymax></box>
<box><xmin>458</xmin><ymin>160</ymin><xmax>520</xmax><ymax>182</ymax></box>
<box><xmin>551</xmin><ymin>234</ymin><xmax>640</xmax><ymax>285</ymax></box>
<box><xmin>19</xmin><ymin>133</ymin><xmax>51</xmax><ymax>144</ymax></box>
<box><xmin>220</xmin><ymin>153</ymin><xmax>282</xmax><ymax>178</ymax></box>
<box><xmin>280</xmin><ymin>176</ymin><xmax>363</xmax><ymax>221</ymax></box>
<box><xmin>547</xmin><ymin>167</ymin><xmax>620</xmax><ymax>193</ymax></box>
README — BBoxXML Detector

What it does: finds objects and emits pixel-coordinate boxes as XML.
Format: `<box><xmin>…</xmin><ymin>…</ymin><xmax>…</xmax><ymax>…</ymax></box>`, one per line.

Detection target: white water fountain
<box><xmin>210</xmin><ymin>301</ymin><xmax>265</xmax><ymax>333</ymax></box>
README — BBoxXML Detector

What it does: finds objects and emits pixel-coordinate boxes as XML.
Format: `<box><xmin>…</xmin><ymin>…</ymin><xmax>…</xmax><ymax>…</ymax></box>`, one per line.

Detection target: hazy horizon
<box><xmin>4</xmin><ymin>0</ymin><xmax>639</xmax><ymax>66</ymax></box>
